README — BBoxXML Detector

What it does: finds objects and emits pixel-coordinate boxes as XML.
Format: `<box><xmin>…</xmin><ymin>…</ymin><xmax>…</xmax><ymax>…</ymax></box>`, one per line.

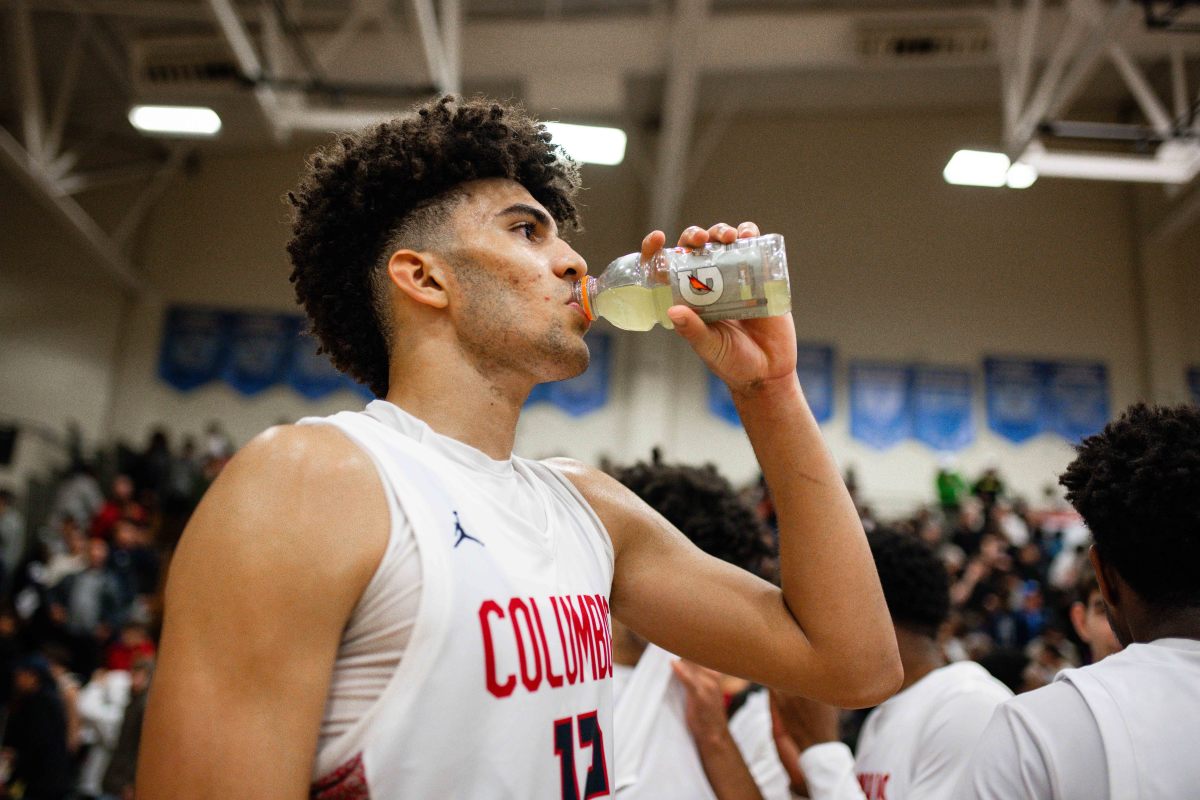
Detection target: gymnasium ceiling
<box><xmin>2</xmin><ymin>1</ymin><xmax>1198</xmax><ymax>291</ymax></box>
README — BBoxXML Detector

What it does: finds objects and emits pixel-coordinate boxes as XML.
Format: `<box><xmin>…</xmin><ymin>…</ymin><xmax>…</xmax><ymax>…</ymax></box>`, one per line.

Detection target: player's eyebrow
<box><xmin>496</xmin><ymin>203</ymin><xmax>557</xmax><ymax>237</ymax></box>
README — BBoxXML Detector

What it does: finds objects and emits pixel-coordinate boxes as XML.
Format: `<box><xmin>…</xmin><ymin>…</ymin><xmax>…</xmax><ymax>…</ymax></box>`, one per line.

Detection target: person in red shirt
<box><xmin>105</xmin><ymin>623</ymin><xmax>156</xmax><ymax>672</ymax></box>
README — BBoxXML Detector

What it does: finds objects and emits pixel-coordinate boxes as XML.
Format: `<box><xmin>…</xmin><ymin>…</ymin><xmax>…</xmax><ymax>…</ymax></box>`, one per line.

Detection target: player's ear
<box><xmin>387</xmin><ymin>249</ymin><xmax>449</xmax><ymax>310</ymax></box>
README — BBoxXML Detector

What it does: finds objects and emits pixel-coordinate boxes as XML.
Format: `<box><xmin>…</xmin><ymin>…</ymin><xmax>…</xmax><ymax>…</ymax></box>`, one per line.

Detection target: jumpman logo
<box><xmin>452</xmin><ymin>511</ymin><xmax>483</xmax><ymax>548</ymax></box>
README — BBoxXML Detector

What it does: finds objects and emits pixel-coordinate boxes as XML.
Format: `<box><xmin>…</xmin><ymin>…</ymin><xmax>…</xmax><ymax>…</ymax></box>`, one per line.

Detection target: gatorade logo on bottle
<box><xmin>677</xmin><ymin>267</ymin><xmax>723</xmax><ymax>307</ymax></box>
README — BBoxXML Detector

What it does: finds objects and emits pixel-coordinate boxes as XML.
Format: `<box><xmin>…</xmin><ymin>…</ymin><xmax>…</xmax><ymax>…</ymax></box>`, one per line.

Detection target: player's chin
<box><xmin>541</xmin><ymin>336</ymin><xmax>590</xmax><ymax>382</ymax></box>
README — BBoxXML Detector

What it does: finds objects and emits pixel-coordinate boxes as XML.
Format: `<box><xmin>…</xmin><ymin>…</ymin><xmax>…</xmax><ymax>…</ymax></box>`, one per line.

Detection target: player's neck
<box><xmin>895</xmin><ymin>627</ymin><xmax>945</xmax><ymax>693</ymax></box>
<box><xmin>1125</xmin><ymin>604</ymin><xmax>1200</xmax><ymax>645</ymax></box>
<box><xmin>385</xmin><ymin>340</ymin><xmax>529</xmax><ymax>461</ymax></box>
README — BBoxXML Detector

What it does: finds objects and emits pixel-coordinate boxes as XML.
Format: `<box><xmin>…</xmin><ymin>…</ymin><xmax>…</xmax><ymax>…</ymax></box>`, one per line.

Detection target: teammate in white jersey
<box><xmin>608</xmin><ymin>453</ymin><xmax>790</xmax><ymax>800</ymax></box>
<box><xmin>138</xmin><ymin>95</ymin><xmax>902</xmax><ymax>799</ymax></box>
<box><xmin>775</xmin><ymin>529</ymin><xmax>1012</xmax><ymax>800</ymax></box>
<box><xmin>957</xmin><ymin>402</ymin><xmax>1200</xmax><ymax>800</ymax></box>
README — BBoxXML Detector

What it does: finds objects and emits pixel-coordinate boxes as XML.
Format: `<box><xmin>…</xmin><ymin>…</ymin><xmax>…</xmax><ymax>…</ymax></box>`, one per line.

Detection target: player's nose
<box><xmin>554</xmin><ymin>243</ymin><xmax>587</xmax><ymax>280</ymax></box>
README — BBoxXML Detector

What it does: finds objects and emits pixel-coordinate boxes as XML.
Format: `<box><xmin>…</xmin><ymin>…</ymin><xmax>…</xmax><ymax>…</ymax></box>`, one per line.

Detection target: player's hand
<box><xmin>672</xmin><ymin>659</ymin><xmax>733</xmax><ymax>746</ymax></box>
<box><xmin>769</xmin><ymin>688</ymin><xmax>840</xmax><ymax>753</ymax></box>
<box><xmin>640</xmin><ymin>222</ymin><xmax>797</xmax><ymax>398</ymax></box>
<box><xmin>769</xmin><ymin>704</ymin><xmax>809</xmax><ymax>797</ymax></box>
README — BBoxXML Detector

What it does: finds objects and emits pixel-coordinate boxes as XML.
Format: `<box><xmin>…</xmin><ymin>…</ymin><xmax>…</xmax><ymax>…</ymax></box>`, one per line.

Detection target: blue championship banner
<box><xmin>849</xmin><ymin>362</ymin><xmax>912</xmax><ymax>450</ymax></box>
<box><xmin>911</xmin><ymin>366</ymin><xmax>975</xmax><ymax>452</ymax></box>
<box><xmin>984</xmin><ymin>358</ymin><xmax>1048</xmax><ymax>444</ymax></box>
<box><xmin>1045</xmin><ymin>361</ymin><xmax>1109</xmax><ymax>442</ymax></box>
<box><xmin>708</xmin><ymin>371</ymin><xmax>739</xmax><ymax>426</ymax></box>
<box><xmin>223</xmin><ymin>312</ymin><xmax>295</xmax><ymax>396</ymax></box>
<box><xmin>542</xmin><ymin>332</ymin><xmax>612</xmax><ymax>416</ymax></box>
<box><xmin>796</xmin><ymin>344</ymin><xmax>835</xmax><ymax>424</ymax></box>
<box><xmin>158</xmin><ymin>307</ymin><xmax>229</xmax><ymax>391</ymax></box>
<box><xmin>288</xmin><ymin>327</ymin><xmax>352</xmax><ymax>400</ymax></box>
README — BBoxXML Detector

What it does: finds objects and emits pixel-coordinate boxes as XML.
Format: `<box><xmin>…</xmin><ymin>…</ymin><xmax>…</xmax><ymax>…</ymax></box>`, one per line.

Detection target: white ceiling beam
<box><xmin>0</xmin><ymin>125</ymin><xmax>140</xmax><ymax>293</ymax></box>
<box><xmin>1170</xmin><ymin>46</ymin><xmax>1188</xmax><ymax>123</ymax></box>
<box><xmin>206</xmin><ymin>0</ymin><xmax>288</xmax><ymax>142</ymax></box>
<box><xmin>56</xmin><ymin>162</ymin><xmax>161</xmax><ymax>195</ymax></box>
<box><xmin>1010</xmin><ymin>0</ymin><xmax>1042</xmax><ymax>126</ymax></box>
<box><xmin>9</xmin><ymin>0</ymin><xmax>46</xmax><ymax>162</ymax></box>
<box><xmin>441</xmin><ymin>0</ymin><xmax>462</xmax><ymax>95</ymax></box>
<box><xmin>113</xmin><ymin>146</ymin><xmax>189</xmax><ymax>248</ymax></box>
<box><xmin>1108</xmin><ymin>43</ymin><xmax>1173</xmax><ymax>137</ymax></box>
<box><xmin>650</xmin><ymin>0</ymin><xmax>707</xmax><ymax>234</ymax></box>
<box><xmin>1021</xmin><ymin>141</ymin><xmax>1200</xmax><ymax>184</ymax></box>
<box><xmin>42</xmin><ymin>13</ymin><xmax>89</xmax><ymax>162</ymax></box>
<box><xmin>316</xmin><ymin>0</ymin><xmax>371</xmax><ymax>73</ymax></box>
<box><xmin>410</xmin><ymin>0</ymin><xmax>453</xmax><ymax>95</ymax></box>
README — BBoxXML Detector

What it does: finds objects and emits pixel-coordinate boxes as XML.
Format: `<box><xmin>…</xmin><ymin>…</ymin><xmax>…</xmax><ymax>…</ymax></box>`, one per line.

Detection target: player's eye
<box><xmin>514</xmin><ymin>221</ymin><xmax>537</xmax><ymax>239</ymax></box>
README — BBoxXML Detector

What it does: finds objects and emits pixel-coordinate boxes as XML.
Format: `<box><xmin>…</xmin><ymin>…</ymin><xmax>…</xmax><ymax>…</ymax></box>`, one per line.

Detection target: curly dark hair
<box><xmin>610</xmin><ymin>449</ymin><xmax>776</xmax><ymax>581</ymax></box>
<box><xmin>868</xmin><ymin>527</ymin><xmax>950</xmax><ymax>638</ymax></box>
<box><xmin>286</xmin><ymin>95</ymin><xmax>582</xmax><ymax>397</ymax></box>
<box><xmin>1059</xmin><ymin>402</ymin><xmax>1200</xmax><ymax>608</ymax></box>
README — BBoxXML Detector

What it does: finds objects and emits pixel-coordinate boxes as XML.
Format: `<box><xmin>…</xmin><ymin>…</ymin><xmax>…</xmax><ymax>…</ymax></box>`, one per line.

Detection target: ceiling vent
<box><xmin>132</xmin><ymin>37</ymin><xmax>243</xmax><ymax>94</ymax></box>
<box><xmin>858</xmin><ymin>23</ymin><xmax>993</xmax><ymax>61</ymax></box>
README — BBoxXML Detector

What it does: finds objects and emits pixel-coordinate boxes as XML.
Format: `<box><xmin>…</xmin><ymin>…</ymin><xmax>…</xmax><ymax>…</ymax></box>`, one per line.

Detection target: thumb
<box><xmin>667</xmin><ymin>306</ymin><xmax>718</xmax><ymax>358</ymax></box>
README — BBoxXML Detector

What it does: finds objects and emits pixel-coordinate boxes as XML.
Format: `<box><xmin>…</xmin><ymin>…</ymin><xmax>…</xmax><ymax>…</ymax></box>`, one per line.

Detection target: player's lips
<box><xmin>567</xmin><ymin>301</ymin><xmax>591</xmax><ymax>325</ymax></box>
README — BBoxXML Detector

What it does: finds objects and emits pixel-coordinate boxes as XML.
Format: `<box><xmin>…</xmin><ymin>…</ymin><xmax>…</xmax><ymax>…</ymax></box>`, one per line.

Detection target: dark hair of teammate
<box><xmin>286</xmin><ymin>95</ymin><xmax>582</xmax><ymax>397</ymax></box>
<box><xmin>1059</xmin><ymin>403</ymin><xmax>1200</xmax><ymax>609</ymax></box>
<box><xmin>610</xmin><ymin>449</ymin><xmax>776</xmax><ymax>581</ymax></box>
<box><xmin>868</xmin><ymin>527</ymin><xmax>951</xmax><ymax>640</ymax></box>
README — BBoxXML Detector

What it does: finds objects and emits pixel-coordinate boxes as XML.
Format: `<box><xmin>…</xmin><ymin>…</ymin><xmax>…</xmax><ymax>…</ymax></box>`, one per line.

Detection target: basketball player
<box><xmin>608</xmin><ymin>453</ymin><xmax>789</xmax><ymax>800</ymax></box>
<box><xmin>137</xmin><ymin>96</ymin><xmax>901</xmax><ymax>798</ymax></box>
<box><xmin>957</xmin><ymin>402</ymin><xmax>1200</xmax><ymax>799</ymax></box>
<box><xmin>774</xmin><ymin>529</ymin><xmax>1012</xmax><ymax>800</ymax></box>
<box><xmin>1068</xmin><ymin>567</ymin><xmax>1121</xmax><ymax>664</ymax></box>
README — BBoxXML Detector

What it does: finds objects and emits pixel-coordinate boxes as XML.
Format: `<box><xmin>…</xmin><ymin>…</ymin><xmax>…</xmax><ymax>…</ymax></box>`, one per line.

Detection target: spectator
<box><xmin>0</xmin><ymin>490</ymin><xmax>25</xmax><ymax>602</ymax></box>
<box><xmin>90</xmin><ymin>477</ymin><xmax>144</xmax><ymax>542</ymax></box>
<box><xmin>42</xmin><ymin>519</ymin><xmax>87</xmax><ymax>590</ymax></box>
<box><xmin>2</xmin><ymin>655</ymin><xmax>72</xmax><ymax>800</ymax></box>
<box><xmin>137</xmin><ymin>429</ymin><xmax>172</xmax><ymax>499</ymax></box>
<box><xmin>76</xmin><ymin>668</ymin><xmax>133</xmax><ymax>800</ymax></box>
<box><xmin>44</xmin><ymin>646</ymin><xmax>83</xmax><ymax>757</ymax></box>
<box><xmin>48</xmin><ymin>465</ymin><xmax>103</xmax><ymax>536</ymax></box>
<box><xmin>971</xmin><ymin>468</ymin><xmax>1005</xmax><ymax>516</ymax></box>
<box><xmin>51</xmin><ymin>539</ymin><xmax>125</xmax><ymax>676</ymax></box>
<box><xmin>775</xmin><ymin>528</ymin><xmax>1012</xmax><ymax>800</ymax></box>
<box><xmin>935</xmin><ymin>466</ymin><xmax>967</xmax><ymax>516</ymax></box>
<box><xmin>104</xmin><ymin>623</ymin><xmax>155</xmax><ymax>672</ymax></box>
<box><xmin>101</xmin><ymin>656</ymin><xmax>153</xmax><ymax>800</ymax></box>
<box><xmin>108</xmin><ymin>519</ymin><xmax>160</xmax><ymax>621</ymax></box>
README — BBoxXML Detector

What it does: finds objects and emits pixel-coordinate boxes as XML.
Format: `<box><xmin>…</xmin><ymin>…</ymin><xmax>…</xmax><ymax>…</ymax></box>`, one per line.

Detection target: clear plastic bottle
<box><xmin>572</xmin><ymin>233</ymin><xmax>790</xmax><ymax>331</ymax></box>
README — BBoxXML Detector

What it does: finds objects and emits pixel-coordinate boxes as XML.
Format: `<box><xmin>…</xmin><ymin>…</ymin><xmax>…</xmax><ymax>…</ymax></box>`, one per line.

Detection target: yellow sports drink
<box><xmin>573</xmin><ymin>234</ymin><xmax>791</xmax><ymax>331</ymax></box>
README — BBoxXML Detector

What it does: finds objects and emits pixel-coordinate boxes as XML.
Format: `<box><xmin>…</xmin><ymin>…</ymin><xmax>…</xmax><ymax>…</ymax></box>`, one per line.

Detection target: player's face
<box><xmin>1071</xmin><ymin>590</ymin><xmax>1122</xmax><ymax>661</ymax></box>
<box><xmin>440</xmin><ymin>179</ymin><xmax>591</xmax><ymax>384</ymax></box>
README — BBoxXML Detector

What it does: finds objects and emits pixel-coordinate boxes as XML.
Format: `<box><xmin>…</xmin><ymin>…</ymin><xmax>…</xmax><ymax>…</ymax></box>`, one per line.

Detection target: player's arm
<box><xmin>566</xmin><ymin>223</ymin><xmax>900</xmax><ymax>708</ymax></box>
<box><xmin>672</xmin><ymin>660</ymin><xmax>764</xmax><ymax>800</ymax></box>
<box><xmin>137</xmin><ymin>425</ymin><xmax>388</xmax><ymax>800</ymax></box>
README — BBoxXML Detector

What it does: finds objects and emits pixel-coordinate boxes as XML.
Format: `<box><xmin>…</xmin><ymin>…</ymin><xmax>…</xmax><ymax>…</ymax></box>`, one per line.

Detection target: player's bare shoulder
<box><xmin>169</xmin><ymin>423</ymin><xmax>388</xmax><ymax>611</ymax></box>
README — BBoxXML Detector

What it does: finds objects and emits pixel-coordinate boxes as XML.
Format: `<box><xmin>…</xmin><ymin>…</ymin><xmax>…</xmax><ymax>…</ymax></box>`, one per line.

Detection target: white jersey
<box><xmin>300</xmin><ymin>400</ymin><xmax>615</xmax><ymax>799</ymax></box>
<box><xmin>957</xmin><ymin>638</ymin><xmax>1200</xmax><ymax>800</ymax></box>
<box><xmin>612</xmin><ymin>648</ymin><xmax>789</xmax><ymax>800</ymax></box>
<box><xmin>800</xmin><ymin>661</ymin><xmax>1012</xmax><ymax>800</ymax></box>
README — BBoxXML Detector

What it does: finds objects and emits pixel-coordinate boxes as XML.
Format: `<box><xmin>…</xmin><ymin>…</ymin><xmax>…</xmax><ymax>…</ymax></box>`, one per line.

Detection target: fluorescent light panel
<box><xmin>129</xmin><ymin>105</ymin><xmax>222</xmax><ymax>137</ymax></box>
<box><xmin>543</xmin><ymin>122</ymin><xmax>626</xmax><ymax>166</ymax></box>
<box><xmin>943</xmin><ymin>149</ymin><xmax>1037</xmax><ymax>189</ymax></box>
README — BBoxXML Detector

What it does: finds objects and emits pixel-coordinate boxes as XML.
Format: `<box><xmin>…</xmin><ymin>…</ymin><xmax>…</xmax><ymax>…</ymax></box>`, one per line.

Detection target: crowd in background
<box><xmin>0</xmin><ymin>421</ymin><xmax>1099</xmax><ymax>799</ymax></box>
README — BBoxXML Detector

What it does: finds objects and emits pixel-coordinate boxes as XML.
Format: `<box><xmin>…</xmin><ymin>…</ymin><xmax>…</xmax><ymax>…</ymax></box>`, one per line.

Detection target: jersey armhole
<box><xmin>536</xmin><ymin>460</ymin><xmax>616</xmax><ymax>575</ymax></box>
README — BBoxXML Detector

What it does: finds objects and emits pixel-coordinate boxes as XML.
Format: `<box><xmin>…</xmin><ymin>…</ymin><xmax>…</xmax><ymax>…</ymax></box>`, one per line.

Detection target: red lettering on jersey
<box><xmin>856</xmin><ymin>772</ymin><xmax>890</xmax><ymax>800</ymax></box>
<box><xmin>479</xmin><ymin>600</ymin><xmax>516</xmax><ymax>698</ymax></box>
<box><xmin>566</xmin><ymin>595</ymin><xmax>597</xmax><ymax>682</ymax></box>
<box><xmin>530</xmin><ymin>599</ymin><xmax>564</xmax><ymax>688</ymax></box>
<box><xmin>598</xmin><ymin>596</ymin><xmax>614</xmax><ymax>678</ymax></box>
<box><xmin>583</xmin><ymin>595</ymin><xmax>608</xmax><ymax>680</ymax></box>
<box><xmin>551</xmin><ymin>596</ymin><xmax>580</xmax><ymax>685</ymax></box>
<box><xmin>508</xmin><ymin>598</ymin><xmax>543</xmax><ymax>693</ymax></box>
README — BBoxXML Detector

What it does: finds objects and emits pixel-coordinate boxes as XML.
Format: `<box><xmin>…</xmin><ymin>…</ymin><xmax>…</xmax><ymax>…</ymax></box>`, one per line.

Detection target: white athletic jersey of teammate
<box><xmin>299</xmin><ymin>401</ymin><xmax>615</xmax><ymax>800</ymax></box>
<box><xmin>957</xmin><ymin>637</ymin><xmax>1200</xmax><ymax>800</ymax></box>
<box><xmin>799</xmin><ymin>661</ymin><xmax>1012</xmax><ymax>800</ymax></box>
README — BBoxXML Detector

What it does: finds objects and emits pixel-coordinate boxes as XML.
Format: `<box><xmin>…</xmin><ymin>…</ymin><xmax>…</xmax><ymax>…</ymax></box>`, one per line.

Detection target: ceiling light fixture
<box><xmin>128</xmin><ymin>105</ymin><xmax>222</xmax><ymax>137</ymax></box>
<box><xmin>943</xmin><ymin>149</ymin><xmax>1037</xmax><ymax>189</ymax></box>
<box><xmin>543</xmin><ymin>122</ymin><xmax>627</xmax><ymax>166</ymax></box>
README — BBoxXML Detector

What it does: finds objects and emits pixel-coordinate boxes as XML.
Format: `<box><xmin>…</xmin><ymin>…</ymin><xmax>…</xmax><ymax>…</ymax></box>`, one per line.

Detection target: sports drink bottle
<box><xmin>572</xmin><ymin>233</ymin><xmax>790</xmax><ymax>331</ymax></box>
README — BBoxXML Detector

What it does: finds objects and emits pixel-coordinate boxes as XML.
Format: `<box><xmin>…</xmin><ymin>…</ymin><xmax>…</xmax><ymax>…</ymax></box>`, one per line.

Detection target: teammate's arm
<box><xmin>562</xmin><ymin>223</ymin><xmax>900</xmax><ymax>709</ymax></box>
<box><xmin>137</xmin><ymin>425</ymin><xmax>388</xmax><ymax>800</ymax></box>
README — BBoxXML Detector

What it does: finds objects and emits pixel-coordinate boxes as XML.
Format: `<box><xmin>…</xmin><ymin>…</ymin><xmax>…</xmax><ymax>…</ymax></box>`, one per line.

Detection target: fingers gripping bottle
<box><xmin>572</xmin><ymin>233</ymin><xmax>791</xmax><ymax>331</ymax></box>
